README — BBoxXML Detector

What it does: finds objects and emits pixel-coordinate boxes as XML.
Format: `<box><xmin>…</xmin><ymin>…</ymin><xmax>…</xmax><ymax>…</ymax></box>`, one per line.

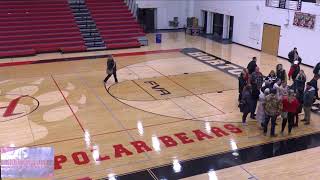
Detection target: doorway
<box><xmin>212</xmin><ymin>13</ymin><xmax>224</xmax><ymax>38</ymax></box>
<box><xmin>138</xmin><ymin>8</ymin><xmax>155</xmax><ymax>33</ymax></box>
<box><xmin>229</xmin><ymin>16</ymin><xmax>234</xmax><ymax>40</ymax></box>
<box><xmin>261</xmin><ymin>23</ymin><xmax>281</xmax><ymax>56</ymax></box>
<box><xmin>202</xmin><ymin>10</ymin><xmax>208</xmax><ymax>33</ymax></box>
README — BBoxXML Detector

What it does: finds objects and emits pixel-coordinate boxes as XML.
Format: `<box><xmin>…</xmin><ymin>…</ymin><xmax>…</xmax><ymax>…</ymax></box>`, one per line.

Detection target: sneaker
<box><xmin>271</xmin><ymin>134</ymin><xmax>278</xmax><ymax>137</ymax></box>
<box><xmin>304</xmin><ymin>122</ymin><xmax>310</xmax><ymax>125</ymax></box>
<box><xmin>263</xmin><ymin>132</ymin><xmax>267</xmax><ymax>136</ymax></box>
<box><xmin>242</xmin><ymin>122</ymin><xmax>247</xmax><ymax>126</ymax></box>
<box><xmin>301</xmin><ymin>119</ymin><xmax>307</xmax><ymax>122</ymax></box>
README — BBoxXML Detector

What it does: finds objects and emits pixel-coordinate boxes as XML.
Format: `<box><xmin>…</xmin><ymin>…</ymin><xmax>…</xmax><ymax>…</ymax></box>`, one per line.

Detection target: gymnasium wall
<box><xmin>193</xmin><ymin>0</ymin><xmax>320</xmax><ymax>66</ymax></box>
<box><xmin>136</xmin><ymin>0</ymin><xmax>190</xmax><ymax>29</ymax></box>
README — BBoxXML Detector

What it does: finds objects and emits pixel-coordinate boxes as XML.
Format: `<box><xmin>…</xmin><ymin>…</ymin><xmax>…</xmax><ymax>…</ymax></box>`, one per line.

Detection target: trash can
<box><xmin>156</xmin><ymin>33</ymin><xmax>162</xmax><ymax>43</ymax></box>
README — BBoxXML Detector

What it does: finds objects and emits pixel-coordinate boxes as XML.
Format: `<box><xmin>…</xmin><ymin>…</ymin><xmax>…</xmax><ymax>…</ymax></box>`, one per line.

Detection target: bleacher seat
<box><xmin>86</xmin><ymin>0</ymin><xmax>145</xmax><ymax>49</ymax></box>
<box><xmin>0</xmin><ymin>0</ymin><xmax>85</xmax><ymax>58</ymax></box>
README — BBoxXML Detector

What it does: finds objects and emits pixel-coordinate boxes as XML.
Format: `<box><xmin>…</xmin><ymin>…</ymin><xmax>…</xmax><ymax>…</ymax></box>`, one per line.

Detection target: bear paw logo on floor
<box><xmin>0</xmin><ymin>78</ymin><xmax>86</xmax><ymax>147</ymax></box>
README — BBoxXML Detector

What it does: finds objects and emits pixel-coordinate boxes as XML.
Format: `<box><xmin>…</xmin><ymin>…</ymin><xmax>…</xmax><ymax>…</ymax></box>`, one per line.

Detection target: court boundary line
<box><xmin>51</xmin><ymin>75</ymin><xmax>85</xmax><ymax>132</ymax></box>
<box><xmin>0</xmin><ymin>49</ymin><xmax>181</xmax><ymax>68</ymax></box>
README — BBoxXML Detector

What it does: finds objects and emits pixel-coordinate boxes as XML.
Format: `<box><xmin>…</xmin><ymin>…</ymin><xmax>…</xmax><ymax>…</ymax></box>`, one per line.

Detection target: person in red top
<box><xmin>281</xmin><ymin>89</ymin><xmax>300</xmax><ymax>134</ymax></box>
<box><xmin>288</xmin><ymin>60</ymin><xmax>300</xmax><ymax>81</ymax></box>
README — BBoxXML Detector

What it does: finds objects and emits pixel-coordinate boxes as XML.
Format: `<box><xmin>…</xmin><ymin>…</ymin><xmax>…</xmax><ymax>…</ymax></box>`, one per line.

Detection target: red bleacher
<box><xmin>0</xmin><ymin>0</ymin><xmax>85</xmax><ymax>58</ymax></box>
<box><xmin>86</xmin><ymin>0</ymin><xmax>145</xmax><ymax>49</ymax></box>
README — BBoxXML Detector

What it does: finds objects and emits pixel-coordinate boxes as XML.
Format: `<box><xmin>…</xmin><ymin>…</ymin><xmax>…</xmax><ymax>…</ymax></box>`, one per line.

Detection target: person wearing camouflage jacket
<box><xmin>263</xmin><ymin>89</ymin><xmax>283</xmax><ymax>137</ymax></box>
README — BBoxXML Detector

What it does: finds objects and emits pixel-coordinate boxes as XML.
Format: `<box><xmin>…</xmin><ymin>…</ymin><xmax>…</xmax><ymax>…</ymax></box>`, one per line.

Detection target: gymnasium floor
<box><xmin>0</xmin><ymin>32</ymin><xmax>320</xmax><ymax>180</ymax></box>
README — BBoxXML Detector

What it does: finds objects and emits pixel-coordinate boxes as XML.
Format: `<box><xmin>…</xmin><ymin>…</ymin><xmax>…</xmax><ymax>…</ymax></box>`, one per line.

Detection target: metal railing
<box><xmin>124</xmin><ymin>0</ymin><xmax>138</xmax><ymax>19</ymax></box>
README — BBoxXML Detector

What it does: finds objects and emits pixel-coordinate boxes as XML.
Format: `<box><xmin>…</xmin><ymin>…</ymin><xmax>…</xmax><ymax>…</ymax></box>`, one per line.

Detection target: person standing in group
<box><xmin>251</xmin><ymin>67</ymin><xmax>264</xmax><ymax>90</ymax></box>
<box><xmin>294</xmin><ymin>89</ymin><xmax>304</xmax><ymax>127</ymax></box>
<box><xmin>292</xmin><ymin>70</ymin><xmax>306</xmax><ymax>93</ymax></box>
<box><xmin>256</xmin><ymin>88</ymin><xmax>270</xmax><ymax>129</ymax></box>
<box><xmin>276</xmin><ymin>64</ymin><xmax>287</xmax><ymax>83</ymax></box>
<box><xmin>302</xmin><ymin>82</ymin><xmax>316</xmax><ymax>125</ymax></box>
<box><xmin>309</xmin><ymin>75</ymin><xmax>319</xmax><ymax>100</ymax></box>
<box><xmin>281</xmin><ymin>90</ymin><xmax>300</xmax><ymax>135</ymax></box>
<box><xmin>240</xmin><ymin>85</ymin><xmax>254</xmax><ymax>125</ymax></box>
<box><xmin>278</xmin><ymin>81</ymin><xmax>289</xmax><ymax>99</ymax></box>
<box><xmin>247</xmin><ymin>57</ymin><xmax>257</xmax><ymax>74</ymax></box>
<box><xmin>288</xmin><ymin>47</ymin><xmax>300</xmax><ymax>64</ymax></box>
<box><xmin>251</xmin><ymin>83</ymin><xmax>260</xmax><ymax>119</ymax></box>
<box><xmin>313</xmin><ymin>62</ymin><xmax>320</xmax><ymax>76</ymax></box>
<box><xmin>288</xmin><ymin>61</ymin><xmax>300</xmax><ymax>81</ymax></box>
<box><xmin>103</xmin><ymin>55</ymin><xmax>118</xmax><ymax>84</ymax></box>
<box><xmin>292</xmin><ymin>70</ymin><xmax>306</xmax><ymax>127</ymax></box>
<box><xmin>238</xmin><ymin>69</ymin><xmax>248</xmax><ymax>102</ymax></box>
<box><xmin>273</xmin><ymin>78</ymin><xmax>282</xmax><ymax>98</ymax></box>
<box><xmin>261</xmin><ymin>78</ymin><xmax>273</xmax><ymax>93</ymax></box>
<box><xmin>266</xmin><ymin>70</ymin><xmax>277</xmax><ymax>86</ymax></box>
<box><xmin>264</xmin><ymin>89</ymin><xmax>283</xmax><ymax>137</ymax></box>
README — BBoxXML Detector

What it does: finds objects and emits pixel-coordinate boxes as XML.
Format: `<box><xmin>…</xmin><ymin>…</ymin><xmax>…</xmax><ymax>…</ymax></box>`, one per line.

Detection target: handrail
<box><xmin>124</xmin><ymin>0</ymin><xmax>138</xmax><ymax>18</ymax></box>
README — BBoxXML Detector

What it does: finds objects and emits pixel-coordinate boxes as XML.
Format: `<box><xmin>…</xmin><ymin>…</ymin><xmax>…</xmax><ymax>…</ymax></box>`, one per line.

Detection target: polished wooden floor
<box><xmin>0</xmin><ymin>32</ymin><xmax>319</xmax><ymax>180</ymax></box>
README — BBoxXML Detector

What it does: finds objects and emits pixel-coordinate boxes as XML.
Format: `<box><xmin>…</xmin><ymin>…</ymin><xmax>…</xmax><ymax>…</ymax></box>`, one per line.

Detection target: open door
<box><xmin>202</xmin><ymin>10</ymin><xmax>208</xmax><ymax>33</ymax></box>
<box><xmin>261</xmin><ymin>23</ymin><xmax>281</xmax><ymax>56</ymax></box>
<box><xmin>138</xmin><ymin>8</ymin><xmax>155</xmax><ymax>33</ymax></box>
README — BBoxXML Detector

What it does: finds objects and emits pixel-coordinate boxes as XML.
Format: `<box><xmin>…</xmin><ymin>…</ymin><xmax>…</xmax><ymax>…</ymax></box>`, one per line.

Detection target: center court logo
<box><xmin>0</xmin><ymin>95</ymin><xmax>39</xmax><ymax>122</ymax></box>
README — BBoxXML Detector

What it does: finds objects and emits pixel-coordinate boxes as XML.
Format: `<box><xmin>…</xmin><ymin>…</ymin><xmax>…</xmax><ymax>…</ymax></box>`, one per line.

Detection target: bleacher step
<box><xmin>69</xmin><ymin>0</ymin><xmax>105</xmax><ymax>49</ymax></box>
<box><xmin>87</xmin><ymin>46</ymin><xmax>107</xmax><ymax>51</ymax></box>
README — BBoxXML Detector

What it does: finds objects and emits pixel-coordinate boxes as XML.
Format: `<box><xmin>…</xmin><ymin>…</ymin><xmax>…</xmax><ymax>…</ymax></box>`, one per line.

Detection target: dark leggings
<box><xmin>104</xmin><ymin>71</ymin><xmax>118</xmax><ymax>83</ymax></box>
<box><xmin>281</xmin><ymin>112</ymin><xmax>295</xmax><ymax>133</ymax></box>
<box><xmin>242</xmin><ymin>111</ymin><xmax>255</xmax><ymax>123</ymax></box>
<box><xmin>242</xmin><ymin>112</ymin><xmax>249</xmax><ymax>123</ymax></box>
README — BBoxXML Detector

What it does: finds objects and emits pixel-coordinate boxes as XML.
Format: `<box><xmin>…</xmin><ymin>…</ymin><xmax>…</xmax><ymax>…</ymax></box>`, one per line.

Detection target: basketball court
<box><xmin>1</xmin><ymin>33</ymin><xmax>320</xmax><ymax>179</ymax></box>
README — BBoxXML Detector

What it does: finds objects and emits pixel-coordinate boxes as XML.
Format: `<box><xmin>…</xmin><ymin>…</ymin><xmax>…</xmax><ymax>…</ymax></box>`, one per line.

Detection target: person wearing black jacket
<box><xmin>241</xmin><ymin>85</ymin><xmax>255</xmax><ymax>124</ymax></box>
<box><xmin>309</xmin><ymin>75</ymin><xmax>319</xmax><ymax>100</ymax></box>
<box><xmin>250</xmin><ymin>83</ymin><xmax>260</xmax><ymax>119</ymax></box>
<box><xmin>247</xmin><ymin>57</ymin><xmax>257</xmax><ymax>74</ymax></box>
<box><xmin>103</xmin><ymin>56</ymin><xmax>118</xmax><ymax>84</ymax></box>
<box><xmin>238</xmin><ymin>71</ymin><xmax>247</xmax><ymax>102</ymax></box>
<box><xmin>288</xmin><ymin>47</ymin><xmax>300</xmax><ymax>64</ymax></box>
<box><xmin>313</xmin><ymin>62</ymin><xmax>320</xmax><ymax>76</ymax></box>
<box><xmin>276</xmin><ymin>64</ymin><xmax>287</xmax><ymax>83</ymax></box>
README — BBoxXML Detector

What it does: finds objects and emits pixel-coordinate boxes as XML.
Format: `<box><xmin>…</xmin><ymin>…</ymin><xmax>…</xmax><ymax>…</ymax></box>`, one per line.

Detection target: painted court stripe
<box><xmin>51</xmin><ymin>75</ymin><xmax>85</xmax><ymax>133</ymax></box>
<box><xmin>2</xmin><ymin>96</ymin><xmax>23</xmax><ymax>117</ymax></box>
<box><xmin>112</xmin><ymin>49</ymin><xmax>181</xmax><ymax>57</ymax></box>
<box><xmin>0</xmin><ymin>49</ymin><xmax>181</xmax><ymax>68</ymax></box>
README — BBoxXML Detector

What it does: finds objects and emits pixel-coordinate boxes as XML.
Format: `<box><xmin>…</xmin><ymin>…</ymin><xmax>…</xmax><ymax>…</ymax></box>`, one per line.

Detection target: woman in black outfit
<box><xmin>276</xmin><ymin>64</ymin><xmax>287</xmax><ymax>83</ymax></box>
<box><xmin>240</xmin><ymin>85</ymin><xmax>255</xmax><ymax>124</ymax></box>
<box><xmin>238</xmin><ymin>71</ymin><xmax>247</xmax><ymax>102</ymax></box>
<box><xmin>104</xmin><ymin>56</ymin><xmax>118</xmax><ymax>84</ymax></box>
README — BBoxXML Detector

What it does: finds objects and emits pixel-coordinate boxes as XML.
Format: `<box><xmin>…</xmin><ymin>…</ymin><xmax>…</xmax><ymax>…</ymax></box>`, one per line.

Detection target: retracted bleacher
<box><xmin>86</xmin><ymin>0</ymin><xmax>145</xmax><ymax>49</ymax></box>
<box><xmin>0</xmin><ymin>0</ymin><xmax>86</xmax><ymax>58</ymax></box>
